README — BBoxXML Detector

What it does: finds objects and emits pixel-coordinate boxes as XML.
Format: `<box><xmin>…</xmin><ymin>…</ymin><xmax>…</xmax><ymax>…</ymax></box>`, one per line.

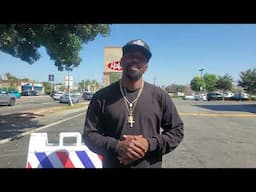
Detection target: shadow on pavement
<box><xmin>0</xmin><ymin>112</ymin><xmax>45</xmax><ymax>140</ymax></box>
<box><xmin>194</xmin><ymin>103</ymin><xmax>256</xmax><ymax>114</ymax></box>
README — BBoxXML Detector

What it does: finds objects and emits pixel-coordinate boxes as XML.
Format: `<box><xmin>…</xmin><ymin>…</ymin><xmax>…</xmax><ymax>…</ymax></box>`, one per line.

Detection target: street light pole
<box><xmin>199</xmin><ymin>68</ymin><xmax>204</xmax><ymax>80</ymax></box>
<box><xmin>199</xmin><ymin>68</ymin><xmax>204</xmax><ymax>93</ymax></box>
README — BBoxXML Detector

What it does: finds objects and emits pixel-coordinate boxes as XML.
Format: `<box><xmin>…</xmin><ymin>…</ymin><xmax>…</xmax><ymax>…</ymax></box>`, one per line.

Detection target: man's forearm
<box><xmin>83</xmin><ymin>131</ymin><xmax>119</xmax><ymax>155</ymax></box>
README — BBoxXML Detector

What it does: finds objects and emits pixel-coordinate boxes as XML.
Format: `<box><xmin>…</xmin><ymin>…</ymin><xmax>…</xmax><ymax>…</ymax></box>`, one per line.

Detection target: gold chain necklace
<box><xmin>119</xmin><ymin>80</ymin><xmax>144</xmax><ymax>127</ymax></box>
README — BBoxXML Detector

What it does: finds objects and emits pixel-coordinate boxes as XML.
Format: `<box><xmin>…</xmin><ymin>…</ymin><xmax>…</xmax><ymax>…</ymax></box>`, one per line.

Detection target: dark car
<box><xmin>206</xmin><ymin>92</ymin><xmax>222</xmax><ymax>101</ymax></box>
<box><xmin>82</xmin><ymin>91</ymin><xmax>94</xmax><ymax>100</ymax></box>
<box><xmin>22</xmin><ymin>90</ymin><xmax>40</xmax><ymax>96</ymax></box>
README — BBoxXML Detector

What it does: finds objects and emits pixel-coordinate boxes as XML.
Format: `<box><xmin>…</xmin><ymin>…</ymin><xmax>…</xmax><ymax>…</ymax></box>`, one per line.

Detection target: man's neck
<box><xmin>121</xmin><ymin>77</ymin><xmax>143</xmax><ymax>91</ymax></box>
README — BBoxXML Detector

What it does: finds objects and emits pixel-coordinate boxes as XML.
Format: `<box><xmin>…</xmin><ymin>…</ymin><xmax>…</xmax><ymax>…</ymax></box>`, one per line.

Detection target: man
<box><xmin>82</xmin><ymin>39</ymin><xmax>184</xmax><ymax>168</ymax></box>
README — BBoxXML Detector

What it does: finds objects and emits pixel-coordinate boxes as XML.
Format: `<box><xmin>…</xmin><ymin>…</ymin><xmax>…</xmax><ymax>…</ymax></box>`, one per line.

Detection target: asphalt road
<box><xmin>0</xmin><ymin>110</ymin><xmax>86</xmax><ymax>168</ymax></box>
<box><xmin>0</xmin><ymin>95</ymin><xmax>62</xmax><ymax>115</ymax></box>
<box><xmin>0</xmin><ymin>95</ymin><xmax>86</xmax><ymax>140</ymax></box>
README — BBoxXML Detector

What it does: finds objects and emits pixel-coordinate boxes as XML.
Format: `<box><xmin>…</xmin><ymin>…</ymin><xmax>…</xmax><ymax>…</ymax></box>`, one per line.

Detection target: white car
<box><xmin>52</xmin><ymin>91</ymin><xmax>64</xmax><ymax>100</ymax></box>
<box><xmin>195</xmin><ymin>94</ymin><xmax>207</xmax><ymax>101</ymax></box>
<box><xmin>223</xmin><ymin>92</ymin><xmax>234</xmax><ymax>98</ymax></box>
<box><xmin>183</xmin><ymin>95</ymin><xmax>195</xmax><ymax>100</ymax></box>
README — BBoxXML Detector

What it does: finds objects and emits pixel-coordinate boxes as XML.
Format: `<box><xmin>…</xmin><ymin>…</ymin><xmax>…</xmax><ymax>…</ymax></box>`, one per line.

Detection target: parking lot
<box><xmin>162</xmin><ymin>98</ymin><xmax>256</xmax><ymax>168</ymax></box>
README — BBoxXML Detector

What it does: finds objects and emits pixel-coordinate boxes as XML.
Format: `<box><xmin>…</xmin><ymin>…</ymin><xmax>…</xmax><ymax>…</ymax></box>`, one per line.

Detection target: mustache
<box><xmin>126</xmin><ymin>62</ymin><xmax>143</xmax><ymax>69</ymax></box>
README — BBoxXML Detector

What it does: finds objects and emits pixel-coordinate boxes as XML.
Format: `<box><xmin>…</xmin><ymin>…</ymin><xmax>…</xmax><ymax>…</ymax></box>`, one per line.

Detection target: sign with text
<box><xmin>65</xmin><ymin>75</ymin><xmax>73</xmax><ymax>88</ymax></box>
<box><xmin>104</xmin><ymin>47</ymin><xmax>122</xmax><ymax>72</ymax></box>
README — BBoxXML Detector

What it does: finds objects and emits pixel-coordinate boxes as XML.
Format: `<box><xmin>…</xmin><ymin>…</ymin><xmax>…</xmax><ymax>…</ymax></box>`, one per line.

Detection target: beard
<box><xmin>123</xmin><ymin>67</ymin><xmax>143</xmax><ymax>81</ymax></box>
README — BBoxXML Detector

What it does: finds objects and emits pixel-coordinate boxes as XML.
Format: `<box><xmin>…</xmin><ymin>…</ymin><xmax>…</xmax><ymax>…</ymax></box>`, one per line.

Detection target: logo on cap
<box><xmin>131</xmin><ymin>39</ymin><xmax>145</xmax><ymax>47</ymax></box>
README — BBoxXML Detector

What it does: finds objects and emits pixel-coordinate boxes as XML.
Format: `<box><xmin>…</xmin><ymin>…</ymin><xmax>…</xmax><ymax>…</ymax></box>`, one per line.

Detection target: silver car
<box><xmin>0</xmin><ymin>90</ymin><xmax>16</xmax><ymax>106</ymax></box>
<box><xmin>59</xmin><ymin>94</ymin><xmax>79</xmax><ymax>104</ymax></box>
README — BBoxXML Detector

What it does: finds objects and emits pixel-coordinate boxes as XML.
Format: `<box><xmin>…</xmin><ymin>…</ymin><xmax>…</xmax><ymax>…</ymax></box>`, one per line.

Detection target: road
<box><xmin>0</xmin><ymin>98</ymin><xmax>256</xmax><ymax>168</ymax></box>
<box><xmin>0</xmin><ymin>95</ymin><xmax>62</xmax><ymax>115</ymax></box>
<box><xmin>0</xmin><ymin>111</ymin><xmax>86</xmax><ymax>168</ymax></box>
<box><xmin>0</xmin><ymin>95</ymin><xmax>86</xmax><ymax>140</ymax></box>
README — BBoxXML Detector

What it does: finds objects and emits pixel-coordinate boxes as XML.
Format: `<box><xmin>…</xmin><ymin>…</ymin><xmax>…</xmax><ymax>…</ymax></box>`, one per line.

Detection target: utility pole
<box><xmin>153</xmin><ymin>76</ymin><xmax>157</xmax><ymax>85</ymax></box>
<box><xmin>83</xmin><ymin>80</ymin><xmax>85</xmax><ymax>92</ymax></box>
<box><xmin>67</xmin><ymin>70</ymin><xmax>73</xmax><ymax>106</ymax></box>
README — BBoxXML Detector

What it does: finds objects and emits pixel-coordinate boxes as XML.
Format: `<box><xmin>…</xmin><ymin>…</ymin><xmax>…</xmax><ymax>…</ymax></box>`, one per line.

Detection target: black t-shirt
<box><xmin>83</xmin><ymin>81</ymin><xmax>184</xmax><ymax>168</ymax></box>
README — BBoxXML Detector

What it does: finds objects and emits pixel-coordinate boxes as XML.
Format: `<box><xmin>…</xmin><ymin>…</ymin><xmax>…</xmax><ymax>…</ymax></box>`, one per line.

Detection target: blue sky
<box><xmin>1</xmin><ymin>24</ymin><xmax>256</xmax><ymax>86</ymax></box>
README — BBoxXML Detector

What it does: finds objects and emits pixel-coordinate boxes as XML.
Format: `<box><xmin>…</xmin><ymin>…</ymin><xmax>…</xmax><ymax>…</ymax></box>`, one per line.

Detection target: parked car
<box><xmin>22</xmin><ymin>90</ymin><xmax>40</xmax><ymax>96</ymax></box>
<box><xmin>183</xmin><ymin>95</ymin><xmax>195</xmax><ymax>100</ymax></box>
<box><xmin>232</xmin><ymin>93</ymin><xmax>249</xmax><ymax>100</ymax></box>
<box><xmin>59</xmin><ymin>94</ymin><xmax>80</xmax><ymax>104</ymax></box>
<box><xmin>0</xmin><ymin>90</ymin><xmax>16</xmax><ymax>106</ymax></box>
<box><xmin>206</xmin><ymin>92</ymin><xmax>222</xmax><ymax>101</ymax></box>
<box><xmin>51</xmin><ymin>91</ymin><xmax>64</xmax><ymax>100</ymax></box>
<box><xmin>8</xmin><ymin>90</ymin><xmax>21</xmax><ymax>98</ymax></box>
<box><xmin>195</xmin><ymin>94</ymin><xmax>207</xmax><ymax>101</ymax></box>
<box><xmin>82</xmin><ymin>91</ymin><xmax>94</xmax><ymax>100</ymax></box>
<box><xmin>223</xmin><ymin>92</ymin><xmax>234</xmax><ymax>99</ymax></box>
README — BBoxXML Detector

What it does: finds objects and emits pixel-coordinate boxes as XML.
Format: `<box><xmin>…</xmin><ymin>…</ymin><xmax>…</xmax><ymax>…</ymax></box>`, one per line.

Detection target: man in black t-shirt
<box><xmin>82</xmin><ymin>39</ymin><xmax>184</xmax><ymax>168</ymax></box>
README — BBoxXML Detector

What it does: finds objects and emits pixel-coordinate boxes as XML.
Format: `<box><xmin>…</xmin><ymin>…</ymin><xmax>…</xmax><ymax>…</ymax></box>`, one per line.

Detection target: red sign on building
<box><xmin>107</xmin><ymin>61</ymin><xmax>123</xmax><ymax>71</ymax></box>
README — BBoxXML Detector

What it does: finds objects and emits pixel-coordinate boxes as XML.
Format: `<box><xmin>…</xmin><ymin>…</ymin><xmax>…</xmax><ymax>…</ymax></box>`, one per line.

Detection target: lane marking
<box><xmin>0</xmin><ymin>112</ymin><xmax>85</xmax><ymax>144</ymax></box>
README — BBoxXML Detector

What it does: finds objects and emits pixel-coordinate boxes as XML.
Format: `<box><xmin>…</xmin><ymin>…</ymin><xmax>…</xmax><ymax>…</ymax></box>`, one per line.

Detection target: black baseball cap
<box><xmin>122</xmin><ymin>39</ymin><xmax>152</xmax><ymax>61</ymax></box>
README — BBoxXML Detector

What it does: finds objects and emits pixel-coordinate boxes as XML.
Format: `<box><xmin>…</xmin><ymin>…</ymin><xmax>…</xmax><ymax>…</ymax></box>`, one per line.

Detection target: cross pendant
<box><xmin>128</xmin><ymin>114</ymin><xmax>135</xmax><ymax>127</ymax></box>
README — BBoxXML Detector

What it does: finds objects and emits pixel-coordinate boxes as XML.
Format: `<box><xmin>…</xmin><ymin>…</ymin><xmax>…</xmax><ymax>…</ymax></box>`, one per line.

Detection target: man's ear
<box><xmin>142</xmin><ymin>64</ymin><xmax>148</xmax><ymax>73</ymax></box>
<box><xmin>120</xmin><ymin>57</ymin><xmax>124</xmax><ymax>67</ymax></box>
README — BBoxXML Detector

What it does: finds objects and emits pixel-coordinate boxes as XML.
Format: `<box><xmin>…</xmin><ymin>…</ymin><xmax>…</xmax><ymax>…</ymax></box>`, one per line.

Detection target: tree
<box><xmin>203</xmin><ymin>73</ymin><xmax>218</xmax><ymax>92</ymax></box>
<box><xmin>238</xmin><ymin>68</ymin><xmax>256</xmax><ymax>97</ymax></box>
<box><xmin>190</xmin><ymin>76</ymin><xmax>205</xmax><ymax>92</ymax></box>
<box><xmin>165</xmin><ymin>84</ymin><xmax>185</xmax><ymax>94</ymax></box>
<box><xmin>78</xmin><ymin>79</ymin><xmax>100</xmax><ymax>92</ymax></box>
<box><xmin>42</xmin><ymin>82</ymin><xmax>52</xmax><ymax>94</ymax></box>
<box><xmin>21</xmin><ymin>78</ymin><xmax>31</xmax><ymax>82</ymax></box>
<box><xmin>59</xmin><ymin>85</ymin><xmax>66</xmax><ymax>92</ymax></box>
<box><xmin>0</xmin><ymin>24</ymin><xmax>111</xmax><ymax>71</ymax></box>
<box><xmin>110</xmin><ymin>72</ymin><xmax>122</xmax><ymax>84</ymax></box>
<box><xmin>78</xmin><ymin>80</ymin><xmax>90</xmax><ymax>92</ymax></box>
<box><xmin>4</xmin><ymin>72</ymin><xmax>18</xmax><ymax>90</ymax></box>
<box><xmin>215</xmin><ymin>73</ymin><xmax>233</xmax><ymax>100</ymax></box>
<box><xmin>216</xmin><ymin>73</ymin><xmax>233</xmax><ymax>91</ymax></box>
<box><xmin>5</xmin><ymin>72</ymin><xmax>17</xmax><ymax>81</ymax></box>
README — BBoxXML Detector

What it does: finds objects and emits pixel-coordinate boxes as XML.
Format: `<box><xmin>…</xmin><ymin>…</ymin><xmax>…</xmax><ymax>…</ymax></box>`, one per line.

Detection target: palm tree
<box><xmin>5</xmin><ymin>73</ymin><xmax>18</xmax><ymax>90</ymax></box>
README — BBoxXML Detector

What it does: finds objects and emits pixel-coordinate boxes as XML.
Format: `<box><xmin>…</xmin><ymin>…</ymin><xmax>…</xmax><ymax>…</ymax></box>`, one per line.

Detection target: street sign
<box><xmin>65</xmin><ymin>75</ymin><xmax>73</xmax><ymax>87</ymax></box>
<box><xmin>48</xmin><ymin>74</ymin><xmax>54</xmax><ymax>82</ymax></box>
